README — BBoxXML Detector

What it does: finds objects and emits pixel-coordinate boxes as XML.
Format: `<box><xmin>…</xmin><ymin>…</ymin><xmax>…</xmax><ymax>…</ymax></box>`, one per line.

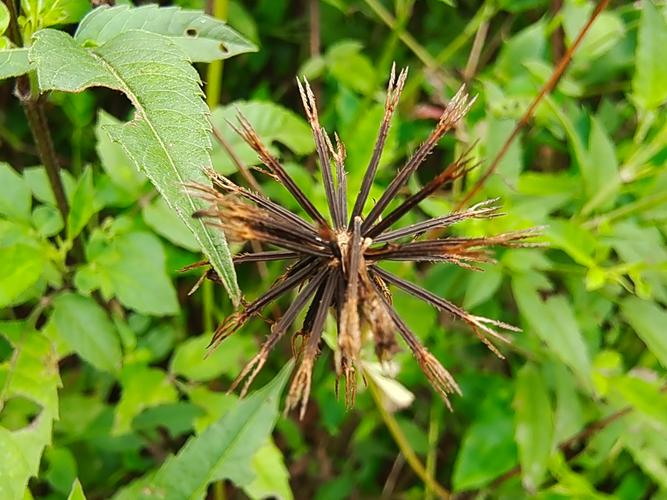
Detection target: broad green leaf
<box><xmin>0</xmin><ymin>321</ymin><xmax>59</xmax><ymax>500</ymax></box>
<box><xmin>114</xmin><ymin>362</ymin><xmax>293</xmax><ymax>499</ymax></box>
<box><xmin>512</xmin><ymin>276</ymin><xmax>592</xmax><ymax>389</ymax></box>
<box><xmin>514</xmin><ymin>364</ymin><xmax>553</xmax><ymax>492</ymax></box>
<box><xmin>67</xmin><ymin>479</ymin><xmax>87</xmax><ymax>500</ymax></box>
<box><xmin>32</xmin><ymin>205</ymin><xmax>64</xmax><ymax>238</ymax></box>
<box><xmin>66</xmin><ymin>166</ymin><xmax>98</xmax><ymax>240</ymax></box>
<box><xmin>0</xmin><ymin>244</ymin><xmax>44</xmax><ymax>308</ymax></box>
<box><xmin>169</xmin><ymin>333</ymin><xmax>254</xmax><ymax>382</ymax></box>
<box><xmin>113</xmin><ymin>365</ymin><xmax>178</xmax><ymax>435</ymax></box>
<box><xmin>581</xmin><ymin>117</ymin><xmax>620</xmax><ymax>214</ymax></box>
<box><xmin>30</xmin><ymin>28</ymin><xmax>240</xmax><ymax>304</ymax></box>
<box><xmin>0</xmin><ymin>48</ymin><xmax>30</xmax><ymax>80</ymax></box>
<box><xmin>484</xmin><ymin>116</ymin><xmax>523</xmax><ymax>193</ymax></box>
<box><xmin>562</xmin><ymin>3</ymin><xmax>624</xmax><ymax>61</ymax></box>
<box><xmin>51</xmin><ymin>292</ymin><xmax>122</xmax><ymax>374</ymax></box>
<box><xmin>210</xmin><ymin>101</ymin><xmax>314</xmax><ymax>174</ymax></box>
<box><xmin>0</xmin><ymin>163</ymin><xmax>31</xmax><ymax>222</ymax></box>
<box><xmin>632</xmin><ymin>0</ymin><xmax>667</xmax><ymax>109</ymax></box>
<box><xmin>620</xmin><ymin>297</ymin><xmax>667</xmax><ymax>369</ymax></box>
<box><xmin>76</xmin><ymin>231</ymin><xmax>179</xmax><ymax>316</ymax></box>
<box><xmin>142</xmin><ymin>196</ymin><xmax>199</xmax><ymax>252</ymax></box>
<box><xmin>75</xmin><ymin>4</ymin><xmax>257</xmax><ymax>62</ymax></box>
<box><xmin>243</xmin><ymin>440</ymin><xmax>293</xmax><ymax>500</ymax></box>
<box><xmin>44</xmin><ymin>447</ymin><xmax>77</xmax><ymax>495</ymax></box>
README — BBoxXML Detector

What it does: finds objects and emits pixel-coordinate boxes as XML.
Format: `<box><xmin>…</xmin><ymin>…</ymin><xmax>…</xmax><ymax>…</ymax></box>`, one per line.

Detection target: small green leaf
<box><xmin>495</xmin><ymin>21</ymin><xmax>546</xmax><ymax>80</ymax></box>
<box><xmin>115</xmin><ymin>362</ymin><xmax>293</xmax><ymax>499</ymax></box>
<box><xmin>0</xmin><ymin>48</ymin><xmax>30</xmax><ymax>80</ymax></box>
<box><xmin>463</xmin><ymin>267</ymin><xmax>503</xmax><ymax>309</ymax></box>
<box><xmin>632</xmin><ymin>0</ymin><xmax>667</xmax><ymax>109</ymax></box>
<box><xmin>30</xmin><ymin>27</ymin><xmax>240</xmax><ymax>304</ymax></box>
<box><xmin>581</xmin><ymin>117</ymin><xmax>620</xmax><ymax>214</ymax></box>
<box><xmin>512</xmin><ymin>276</ymin><xmax>592</xmax><ymax>389</ymax></box>
<box><xmin>78</xmin><ymin>231</ymin><xmax>179</xmax><ymax>316</ymax></box>
<box><xmin>0</xmin><ymin>162</ymin><xmax>31</xmax><ymax>222</ymax></box>
<box><xmin>0</xmin><ymin>244</ymin><xmax>44</xmax><ymax>308</ymax></box>
<box><xmin>210</xmin><ymin>101</ymin><xmax>314</xmax><ymax>174</ymax></box>
<box><xmin>611</xmin><ymin>375</ymin><xmax>667</xmax><ymax>431</ymax></box>
<box><xmin>113</xmin><ymin>365</ymin><xmax>178</xmax><ymax>435</ymax></box>
<box><xmin>170</xmin><ymin>333</ymin><xmax>254</xmax><ymax>382</ymax></box>
<box><xmin>325</xmin><ymin>40</ymin><xmax>376</xmax><ymax>95</ymax></box>
<box><xmin>620</xmin><ymin>297</ymin><xmax>667</xmax><ymax>369</ymax></box>
<box><xmin>514</xmin><ymin>363</ymin><xmax>553</xmax><ymax>492</ymax></box>
<box><xmin>41</xmin><ymin>0</ymin><xmax>90</xmax><ymax>27</ymax></box>
<box><xmin>452</xmin><ymin>409</ymin><xmax>517</xmax><ymax>491</ymax></box>
<box><xmin>74</xmin><ymin>4</ymin><xmax>257</xmax><ymax>62</ymax></box>
<box><xmin>67</xmin><ymin>166</ymin><xmax>98</xmax><ymax>240</ymax></box>
<box><xmin>51</xmin><ymin>292</ymin><xmax>122</xmax><ymax>374</ymax></box>
<box><xmin>94</xmin><ymin>110</ymin><xmax>145</xmax><ymax>195</ymax></box>
<box><xmin>142</xmin><ymin>197</ymin><xmax>199</xmax><ymax>252</ymax></box>
<box><xmin>243</xmin><ymin>440</ymin><xmax>294</xmax><ymax>500</ymax></box>
<box><xmin>67</xmin><ymin>479</ymin><xmax>87</xmax><ymax>500</ymax></box>
<box><xmin>0</xmin><ymin>2</ymin><xmax>8</xmax><ymax>35</ymax></box>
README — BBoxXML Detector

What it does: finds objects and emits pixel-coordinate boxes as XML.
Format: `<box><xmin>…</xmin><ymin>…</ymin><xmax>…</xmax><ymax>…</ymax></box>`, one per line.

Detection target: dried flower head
<box><xmin>187</xmin><ymin>66</ymin><xmax>537</xmax><ymax>419</ymax></box>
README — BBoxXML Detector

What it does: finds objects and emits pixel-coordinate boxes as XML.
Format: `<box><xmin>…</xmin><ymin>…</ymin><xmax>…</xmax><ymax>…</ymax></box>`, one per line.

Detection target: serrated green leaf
<box><xmin>67</xmin><ymin>166</ymin><xmax>98</xmax><ymax>240</ymax></box>
<box><xmin>210</xmin><ymin>101</ymin><xmax>314</xmax><ymax>174</ymax></box>
<box><xmin>30</xmin><ymin>28</ymin><xmax>240</xmax><ymax>304</ymax></box>
<box><xmin>113</xmin><ymin>365</ymin><xmax>178</xmax><ymax>435</ymax></box>
<box><xmin>74</xmin><ymin>4</ymin><xmax>257</xmax><ymax>62</ymax></box>
<box><xmin>620</xmin><ymin>297</ymin><xmax>667</xmax><ymax>369</ymax></box>
<box><xmin>0</xmin><ymin>321</ymin><xmax>59</xmax><ymax>500</ymax></box>
<box><xmin>512</xmin><ymin>276</ymin><xmax>592</xmax><ymax>389</ymax></box>
<box><xmin>0</xmin><ymin>48</ymin><xmax>30</xmax><ymax>80</ymax></box>
<box><xmin>114</xmin><ymin>362</ymin><xmax>293</xmax><ymax>499</ymax></box>
<box><xmin>633</xmin><ymin>0</ymin><xmax>667</xmax><ymax>109</ymax></box>
<box><xmin>51</xmin><ymin>292</ymin><xmax>122</xmax><ymax>375</ymax></box>
<box><xmin>514</xmin><ymin>363</ymin><xmax>553</xmax><ymax>492</ymax></box>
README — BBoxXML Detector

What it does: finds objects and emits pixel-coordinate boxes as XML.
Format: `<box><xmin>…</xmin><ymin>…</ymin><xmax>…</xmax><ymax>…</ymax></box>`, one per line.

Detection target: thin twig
<box><xmin>456</xmin><ymin>0</ymin><xmax>610</xmax><ymax>210</ymax></box>
<box><xmin>366</xmin><ymin>374</ymin><xmax>451</xmax><ymax>499</ymax></box>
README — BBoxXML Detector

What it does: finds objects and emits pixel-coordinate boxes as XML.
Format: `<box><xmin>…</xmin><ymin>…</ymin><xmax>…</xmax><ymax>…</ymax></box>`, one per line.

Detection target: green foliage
<box><xmin>0</xmin><ymin>0</ymin><xmax>666</xmax><ymax>498</ymax></box>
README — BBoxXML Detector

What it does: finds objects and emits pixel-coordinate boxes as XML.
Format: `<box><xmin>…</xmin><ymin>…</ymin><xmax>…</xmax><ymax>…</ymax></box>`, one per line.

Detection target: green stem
<box><xmin>424</xmin><ymin>403</ymin><xmax>441</xmax><ymax>500</ymax></box>
<box><xmin>202</xmin><ymin>279</ymin><xmax>214</xmax><ymax>334</ymax></box>
<box><xmin>206</xmin><ymin>0</ymin><xmax>229</xmax><ymax>108</ymax></box>
<box><xmin>366</xmin><ymin>375</ymin><xmax>450</xmax><ymax>499</ymax></box>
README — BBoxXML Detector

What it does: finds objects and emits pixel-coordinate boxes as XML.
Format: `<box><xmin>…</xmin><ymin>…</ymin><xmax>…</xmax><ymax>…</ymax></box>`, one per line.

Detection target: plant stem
<box><xmin>206</xmin><ymin>0</ymin><xmax>229</xmax><ymax>109</ymax></box>
<box><xmin>366</xmin><ymin>375</ymin><xmax>451</xmax><ymax>499</ymax></box>
<box><xmin>455</xmin><ymin>0</ymin><xmax>611</xmax><ymax>210</ymax></box>
<box><xmin>424</xmin><ymin>403</ymin><xmax>441</xmax><ymax>500</ymax></box>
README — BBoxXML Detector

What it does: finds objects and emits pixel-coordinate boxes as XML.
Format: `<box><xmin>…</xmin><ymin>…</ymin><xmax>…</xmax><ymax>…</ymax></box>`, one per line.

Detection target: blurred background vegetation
<box><xmin>1</xmin><ymin>0</ymin><xmax>667</xmax><ymax>498</ymax></box>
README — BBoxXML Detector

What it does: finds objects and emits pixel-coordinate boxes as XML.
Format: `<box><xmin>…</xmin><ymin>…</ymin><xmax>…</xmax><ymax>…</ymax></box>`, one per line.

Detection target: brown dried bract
<box><xmin>188</xmin><ymin>65</ymin><xmax>538</xmax><ymax>417</ymax></box>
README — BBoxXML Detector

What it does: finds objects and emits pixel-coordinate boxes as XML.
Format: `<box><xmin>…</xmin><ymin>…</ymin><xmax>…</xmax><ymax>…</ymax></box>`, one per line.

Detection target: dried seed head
<box><xmin>190</xmin><ymin>67</ymin><xmax>539</xmax><ymax>418</ymax></box>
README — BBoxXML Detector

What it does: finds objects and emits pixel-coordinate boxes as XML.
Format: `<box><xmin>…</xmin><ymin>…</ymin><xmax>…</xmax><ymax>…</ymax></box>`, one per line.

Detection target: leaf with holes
<box><xmin>30</xmin><ymin>27</ymin><xmax>240</xmax><ymax>303</ymax></box>
<box><xmin>74</xmin><ymin>4</ymin><xmax>257</xmax><ymax>62</ymax></box>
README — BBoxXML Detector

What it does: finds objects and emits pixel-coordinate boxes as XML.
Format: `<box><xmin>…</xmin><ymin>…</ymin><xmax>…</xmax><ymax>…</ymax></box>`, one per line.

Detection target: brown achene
<box><xmin>187</xmin><ymin>66</ymin><xmax>537</xmax><ymax>419</ymax></box>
